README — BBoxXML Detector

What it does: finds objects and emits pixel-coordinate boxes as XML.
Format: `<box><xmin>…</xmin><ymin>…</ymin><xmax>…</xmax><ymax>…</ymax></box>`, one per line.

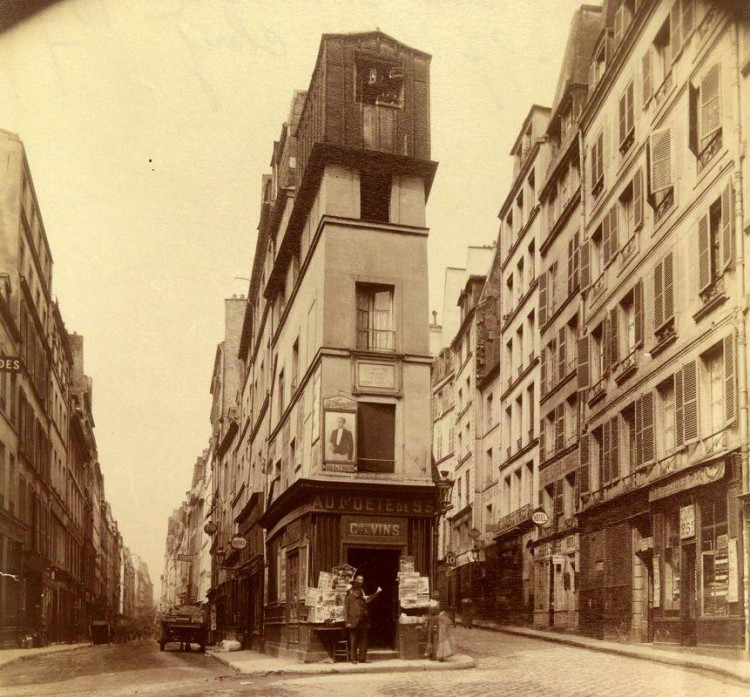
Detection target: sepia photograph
<box><xmin>1</xmin><ymin>0</ymin><xmax>750</xmax><ymax>696</ymax></box>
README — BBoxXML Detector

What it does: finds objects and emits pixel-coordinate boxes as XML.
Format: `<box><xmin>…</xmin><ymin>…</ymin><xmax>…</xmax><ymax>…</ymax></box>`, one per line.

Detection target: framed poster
<box><xmin>324</xmin><ymin>410</ymin><xmax>357</xmax><ymax>471</ymax></box>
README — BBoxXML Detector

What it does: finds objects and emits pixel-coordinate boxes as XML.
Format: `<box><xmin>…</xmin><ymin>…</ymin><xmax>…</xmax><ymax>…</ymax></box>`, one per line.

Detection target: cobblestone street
<box><xmin>2</xmin><ymin>629</ymin><xmax>749</xmax><ymax>697</ymax></box>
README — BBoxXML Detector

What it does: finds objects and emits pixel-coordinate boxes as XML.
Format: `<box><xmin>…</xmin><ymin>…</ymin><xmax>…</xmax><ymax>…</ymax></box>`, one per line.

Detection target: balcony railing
<box><xmin>697</xmin><ymin>131</ymin><xmax>722</xmax><ymax>173</ymax></box>
<box><xmin>590</xmin><ymin>272</ymin><xmax>605</xmax><ymax>302</ymax></box>
<box><xmin>356</xmin><ymin>328</ymin><xmax>395</xmax><ymax>352</ymax></box>
<box><xmin>620</xmin><ymin>234</ymin><xmax>637</xmax><ymax>264</ymax></box>
<box><xmin>653</xmin><ymin>188</ymin><xmax>674</xmax><ymax>224</ymax></box>
<box><xmin>699</xmin><ymin>276</ymin><xmax>725</xmax><ymax>305</ymax></box>
<box><xmin>653</xmin><ymin>71</ymin><xmax>673</xmax><ymax>108</ymax></box>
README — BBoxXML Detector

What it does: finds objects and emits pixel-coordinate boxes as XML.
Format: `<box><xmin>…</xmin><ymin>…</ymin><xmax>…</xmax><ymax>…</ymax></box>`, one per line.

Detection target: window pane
<box><xmin>357</xmin><ymin>403</ymin><xmax>396</xmax><ymax>472</ymax></box>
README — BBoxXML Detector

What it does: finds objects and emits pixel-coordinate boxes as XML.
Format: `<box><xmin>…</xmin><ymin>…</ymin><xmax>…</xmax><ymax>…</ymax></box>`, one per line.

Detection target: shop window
<box><xmin>356</xmin><ymin>283</ymin><xmax>394</xmax><ymax>351</ymax></box>
<box><xmin>360</xmin><ymin>169</ymin><xmax>392</xmax><ymax>223</ymax></box>
<box><xmin>700</xmin><ymin>497</ymin><xmax>731</xmax><ymax>617</ymax></box>
<box><xmin>357</xmin><ymin>402</ymin><xmax>395</xmax><ymax>473</ymax></box>
<box><xmin>662</xmin><ymin>510</ymin><xmax>681</xmax><ymax>614</ymax></box>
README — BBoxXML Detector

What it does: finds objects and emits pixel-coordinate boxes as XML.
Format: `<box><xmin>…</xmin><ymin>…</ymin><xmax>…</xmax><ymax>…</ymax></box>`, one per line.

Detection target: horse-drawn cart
<box><xmin>159</xmin><ymin>609</ymin><xmax>206</xmax><ymax>653</ymax></box>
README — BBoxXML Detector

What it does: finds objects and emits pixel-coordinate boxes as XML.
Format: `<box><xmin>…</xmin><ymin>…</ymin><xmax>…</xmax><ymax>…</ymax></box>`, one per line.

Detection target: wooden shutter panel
<box><xmin>633</xmin><ymin>168</ymin><xmax>643</xmax><ymax>229</ymax></box>
<box><xmin>700</xmin><ymin>64</ymin><xmax>722</xmax><ymax>141</ymax></box>
<box><xmin>649</xmin><ymin>126</ymin><xmax>673</xmax><ymax>193</ymax></box>
<box><xmin>580</xmin><ymin>240</ymin><xmax>591</xmax><ymax>289</ymax></box>
<box><xmin>540</xmin><ymin>417</ymin><xmax>546</xmax><ymax>462</ymax></box>
<box><xmin>554</xmin><ymin>478</ymin><xmax>564</xmax><ymax>517</ymax></box>
<box><xmin>602</xmin><ymin>211</ymin><xmax>611</xmax><ymax>265</ymax></box>
<box><xmin>627</xmin><ymin>82</ymin><xmax>634</xmax><ymax>134</ymax></box>
<box><xmin>602</xmin><ymin>315</ymin><xmax>610</xmax><ymax>376</ymax></box>
<box><xmin>610</xmin><ymin>307</ymin><xmax>619</xmax><ymax>366</ymax></box>
<box><xmin>611</xmin><ymin>418</ymin><xmax>623</xmax><ymax>483</ymax></box>
<box><xmin>724</xmin><ymin>333</ymin><xmax>736</xmax><ymax>425</ymax></box>
<box><xmin>642</xmin><ymin>49</ymin><xmax>652</xmax><ymax>104</ymax></box>
<box><xmin>670</xmin><ymin>2</ymin><xmax>682</xmax><ymax>60</ymax></box>
<box><xmin>609</xmin><ymin>206</ymin><xmax>619</xmax><ymax>258</ymax></box>
<box><xmin>634</xmin><ymin>280</ymin><xmax>643</xmax><ymax>347</ymax></box>
<box><xmin>635</xmin><ymin>396</ymin><xmax>643</xmax><ymax>466</ymax></box>
<box><xmin>597</xmin><ymin>132</ymin><xmax>604</xmax><ymax>185</ymax></box>
<box><xmin>568</xmin><ymin>238</ymin><xmax>574</xmax><ymax>295</ymax></box>
<box><xmin>555</xmin><ymin>404</ymin><xmax>565</xmax><ymax>451</ymax></box>
<box><xmin>697</xmin><ymin>213</ymin><xmax>711</xmax><ymax>292</ymax></box>
<box><xmin>573</xmin><ymin>231</ymin><xmax>580</xmax><ymax>290</ymax></box>
<box><xmin>641</xmin><ymin>391</ymin><xmax>655</xmax><ymax>463</ymax></box>
<box><xmin>577</xmin><ymin>335</ymin><xmax>590</xmax><ymax>390</ymax></box>
<box><xmin>602</xmin><ymin>422</ymin><xmax>610</xmax><ymax>485</ymax></box>
<box><xmin>682</xmin><ymin>360</ymin><xmax>699</xmax><ymax>443</ymax></box>
<box><xmin>654</xmin><ymin>260</ymin><xmax>664</xmax><ymax>330</ymax></box>
<box><xmin>682</xmin><ymin>0</ymin><xmax>694</xmax><ymax>40</ymax></box>
<box><xmin>619</xmin><ymin>90</ymin><xmax>627</xmax><ymax>146</ymax></box>
<box><xmin>688</xmin><ymin>83</ymin><xmax>699</xmax><ymax>154</ymax></box>
<box><xmin>558</xmin><ymin>327</ymin><xmax>566</xmax><ymax>381</ymax></box>
<box><xmin>675</xmin><ymin>370</ymin><xmax>685</xmax><ymax>447</ymax></box>
<box><xmin>579</xmin><ymin>433</ymin><xmax>590</xmax><ymax>494</ymax></box>
<box><xmin>540</xmin><ymin>344</ymin><xmax>547</xmax><ymax>397</ymax></box>
<box><xmin>663</xmin><ymin>252</ymin><xmax>674</xmax><ymax>323</ymax></box>
<box><xmin>590</xmin><ymin>141</ymin><xmax>598</xmax><ymax>187</ymax></box>
<box><xmin>539</xmin><ymin>271</ymin><xmax>548</xmax><ymax>326</ymax></box>
<box><xmin>721</xmin><ymin>182</ymin><xmax>734</xmax><ymax>272</ymax></box>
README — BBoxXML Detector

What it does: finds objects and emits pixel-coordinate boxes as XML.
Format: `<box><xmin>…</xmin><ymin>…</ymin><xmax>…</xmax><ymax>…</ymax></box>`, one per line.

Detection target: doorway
<box><xmin>346</xmin><ymin>547</ymin><xmax>401</xmax><ymax>648</ymax></box>
<box><xmin>681</xmin><ymin>543</ymin><xmax>697</xmax><ymax>646</ymax></box>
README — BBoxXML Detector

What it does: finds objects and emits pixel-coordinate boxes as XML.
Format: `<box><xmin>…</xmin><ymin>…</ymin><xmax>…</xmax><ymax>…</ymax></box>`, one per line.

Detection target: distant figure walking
<box><xmin>435</xmin><ymin>607</ymin><xmax>455</xmax><ymax>661</ymax></box>
<box><xmin>461</xmin><ymin>596</ymin><xmax>475</xmax><ymax>629</ymax></box>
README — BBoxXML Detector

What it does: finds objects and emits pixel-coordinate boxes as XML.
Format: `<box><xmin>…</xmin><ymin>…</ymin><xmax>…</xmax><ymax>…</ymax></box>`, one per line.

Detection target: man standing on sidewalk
<box><xmin>344</xmin><ymin>575</ymin><xmax>382</xmax><ymax>664</ymax></box>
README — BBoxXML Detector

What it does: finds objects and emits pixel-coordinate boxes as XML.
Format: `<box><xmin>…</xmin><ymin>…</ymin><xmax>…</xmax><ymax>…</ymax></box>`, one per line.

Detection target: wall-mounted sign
<box><xmin>176</xmin><ymin>553</ymin><xmax>194</xmax><ymax>562</ymax></box>
<box><xmin>0</xmin><ymin>356</ymin><xmax>21</xmax><ymax>373</ymax></box>
<box><xmin>308</xmin><ymin>493</ymin><xmax>435</xmax><ymax>517</ymax></box>
<box><xmin>679</xmin><ymin>505</ymin><xmax>695</xmax><ymax>539</ymax></box>
<box><xmin>341</xmin><ymin>515</ymin><xmax>407</xmax><ymax>544</ymax></box>
<box><xmin>323</xmin><ymin>409</ymin><xmax>357</xmax><ymax>472</ymax></box>
<box><xmin>445</xmin><ymin>551</ymin><xmax>457</xmax><ymax>567</ymax></box>
<box><xmin>531</xmin><ymin>510</ymin><xmax>549</xmax><ymax>526</ymax></box>
<box><xmin>356</xmin><ymin>361</ymin><xmax>397</xmax><ymax>391</ymax></box>
<box><xmin>230</xmin><ymin>535</ymin><xmax>248</xmax><ymax>550</ymax></box>
<box><xmin>492</xmin><ymin>503</ymin><xmax>533</xmax><ymax>536</ymax></box>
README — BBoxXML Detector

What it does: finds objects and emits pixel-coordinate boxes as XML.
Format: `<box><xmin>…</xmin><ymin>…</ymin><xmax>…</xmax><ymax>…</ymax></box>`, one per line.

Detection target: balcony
<box><xmin>653</xmin><ymin>71</ymin><xmax>673</xmax><ymax>109</ymax></box>
<box><xmin>590</xmin><ymin>272</ymin><xmax>605</xmax><ymax>302</ymax></box>
<box><xmin>588</xmin><ymin>375</ymin><xmax>606</xmax><ymax>405</ymax></box>
<box><xmin>653</xmin><ymin>188</ymin><xmax>674</xmax><ymax>224</ymax></box>
<box><xmin>697</xmin><ymin>131</ymin><xmax>722</xmax><ymax>173</ymax></box>
<box><xmin>620</xmin><ymin>234</ymin><xmax>637</xmax><ymax>265</ymax></box>
<box><xmin>613</xmin><ymin>348</ymin><xmax>637</xmax><ymax>385</ymax></box>
<box><xmin>356</xmin><ymin>328</ymin><xmax>395</xmax><ymax>352</ymax></box>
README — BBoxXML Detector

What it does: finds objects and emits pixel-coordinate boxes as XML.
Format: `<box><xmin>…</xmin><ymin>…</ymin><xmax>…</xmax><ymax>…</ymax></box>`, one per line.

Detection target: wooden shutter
<box><xmin>634</xmin><ymin>280</ymin><xmax>643</xmax><ymax>347</ymax></box>
<box><xmin>688</xmin><ymin>83</ymin><xmax>699</xmax><ymax>154</ymax></box>
<box><xmin>610</xmin><ymin>307</ymin><xmax>619</xmax><ymax>366</ymax></box>
<box><xmin>597</xmin><ymin>132</ymin><xmax>604</xmax><ymax>185</ymax></box>
<box><xmin>682</xmin><ymin>360</ymin><xmax>699</xmax><ymax>443</ymax></box>
<box><xmin>654</xmin><ymin>260</ymin><xmax>664</xmax><ymax>330</ymax></box>
<box><xmin>602</xmin><ymin>210</ymin><xmax>611</xmax><ymax>264</ymax></box>
<box><xmin>634</xmin><ymin>396</ymin><xmax>643</xmax><ymax>466</ymax></box>
<box><xmin>626</xmin><ymin>82</ymin><xmax>634</xmax><ymax>135</ymax></box>
<box><xmin>568</xmin><ymin>238</ymin><xmax>575</xmax><ymax>295</ymax></box>
<box><xmin>633</xmin><ymin>168</ymin><xmax>643</xmax><ymax>229</ymax></box>
<box><xmin>540</xmin><ymin>417</ymin><xmax>546</xmax><ymax>462</ymax></box>
<box><xmin>610</xmin><ymin>416</ymin><xmax>619</xmax><ymax>480</ymax></box>
<box><xmin>697</xmin><ymin>213</ymin><xmax>711</xmax><ymax>292</ymax></box>
<box><xmin>577</xmin><ymin>335</ymin><xmax>590</xmax><ymax>390</ymax></box>
<box><xmin>602</xmin><ymin>422</ymin><xmax>610</xmax><ymax>485</ymax></box>
<box><xmin>580</xmin><ymin>240</ymin><xmax>590</xmax><ymax>289</ymax></box>
<box><xmin>619</xmin><ymin>90</ymin><xmax>627</xmax><ymax>146</ymax></box>
<box><xmin>642</xmin><ymin>49</ymin><xmax>652</xmax><ymax>104</ymax></box>
<box><xmin>721</xmin><ymin>182</ymin><xmax>734</xmax><ymax>272</ymax></box>
<box><xmin>540</xmin><ymin>344</ymin><xmax>547</xmax><ymax>397</ymax></box>
<box><xmin>675</xmin><ymin>370</ymin><xmax>685</xmax><ymax>447</ymax></box>
<box><xmin>590</xmin><ymin>140</ymin><xmax>598</xmax><ymax>188</ymax></box>
<box><xmin>558</xmin><ymin>327</ymin><xmax>567</xmax><ymax>382</ymax></box>
<box><xmin>649</xmin><ymin>126</ymin><xmax>673</xmax><ymax>193</ymax></box>
<box><xmin>724</xmin><ymin>333</ymin><xmax>736</xmax><ymax>425</ymax></box>
<box><xmin>573</xmin><ymin>231</ymin><xmax>580</xmax><ymax>290</ymax></box>
<box><xmin>609</xmin><ymin>206</ymin><xmax>619</xmax><ymax>258</ymax></box>
<box><xmin>555</xmin><ymin>403</ymin><xmax>565</xmax><ymax>451</ymax></box>
<box><xmin>682</xmin><ymin>0</ymin><xmax>694</xmax><ymax>40</ymax></box>
<box><xmin>700</xmin><ymin>64</ymin><xmax>722</xmax><ymax>141</ymax></box>
<box><xmin>641</xmin><ymin>391</ymin><xmax>655</xmax><ymax>463</ymax></box>
<box><xmin>554</xmin><ymin>478</ymin><xmax>564</xmax><ymax>518</ymax></box>
<box><xmin>579</xmin><ymin>433</ymin><xmax>590</xmax><ymax>494</ymax></box>
<box><xmin>670</xmin><ymin>1</ymin><xmax>682</xmax><ymax>60</ymax></box>
<box><xmin>663</xmin><ymin>251</ymin><xmax>674</xmax><ymax>323</ymax></box>
<box><xmin>602</xmin><ymin>315</ymin><xmax>610</xmax><ymax>376</ymax></box>
<box><xmin>539</xmin><ymin>271</ymin><xmax>548</xmax><ymax>326</ymax></box>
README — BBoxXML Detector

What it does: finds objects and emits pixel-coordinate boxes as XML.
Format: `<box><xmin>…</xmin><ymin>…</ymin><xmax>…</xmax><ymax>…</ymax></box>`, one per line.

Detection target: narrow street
<box><xmin>1</xmin><ymin>629</ymin><xmax>748</xmax><ymax>697</ymax></box>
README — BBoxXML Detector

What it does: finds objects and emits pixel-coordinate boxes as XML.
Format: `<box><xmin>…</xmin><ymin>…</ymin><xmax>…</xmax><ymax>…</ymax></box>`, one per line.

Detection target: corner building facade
<box><xmin>234</xmin><ymin>32</ymin><xmax>437</xmax><ymax>661</ymax></box>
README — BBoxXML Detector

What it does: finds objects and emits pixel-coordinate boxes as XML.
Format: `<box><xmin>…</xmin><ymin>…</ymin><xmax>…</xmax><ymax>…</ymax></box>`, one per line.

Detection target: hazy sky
<box><xmin>0</xmin><ymin>0</ymin><xmax>591</xmax><ymax>592</ymax></box>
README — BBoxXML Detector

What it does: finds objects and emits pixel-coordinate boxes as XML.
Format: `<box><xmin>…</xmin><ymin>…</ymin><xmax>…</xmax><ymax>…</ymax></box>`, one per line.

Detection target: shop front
<box><xmin>532</xmin><ymin>525</ymin><xmax>579</xmax><ymax>631</ymax></box>
<box><xmin>650</xmin><ymin>456</ymin><xmax>744</xmax><ymax>648</ymax></box>
<box><xmin>234</xmin><ymin>492</ymin><xmax>265</xmax><ymax>651</ymax></box>
<box><xmin>260</xmin><ymin>480</ymin><xmax>436</xmax><ymax>662</ymax></box>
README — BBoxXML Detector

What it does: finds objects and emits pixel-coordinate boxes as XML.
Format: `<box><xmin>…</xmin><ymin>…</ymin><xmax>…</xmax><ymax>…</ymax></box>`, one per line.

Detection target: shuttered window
<box><xmin>634</xmin><ymin>280</ymin><xmax>644</xmax><ymax>347</ymax></box>
<box><xmin>579</xmin><ymin>433</ymin><xmax>590</xmax><ymax>495</ymax></box>
<box><xmin>555</xmin><ymin>403</ymin><xmax>565</xmax><ymax>451</ymax></box>
<box><xmin>670</xmin><ymin>2</ymin><xmax>682</xmax><ymax>60</ymax></box>
<box><xmin>539</xmin><ymin>271</ymin><xmax>548</xmax><ymax>326</ymax></box>
<box><xmin>633</xmin><ymin>168</ymin><xmax>643</xmax><ymax>229</ymax></box>
<box><xmin>618</xmin><ymin>81</ymin><xmax>635</xmax><ymax>149</ymax></box>
<box><xmin>567</xmin><ymin>231</ymin><xmax>580</xmax><ymax>295</ymax></box>
<box><xmin>681</xmin><ymin>0</ymin><xmax>694</xmax><ymax>41</ymax></box>
<box><xmin>681</xmin><ymin>360</ymin><xmax>699</xmax><ymax>444</ymax></box>
<box><xmin>634</xmin><ymin>392</ymin><xmax>655</xmax><ymax>467</ymax></box>
<box><xmin>591</xmin><ymin>131</ymin><xmax>604</xmax><ymax>194</ymax></box>
<box><xmin>642</xmin><ymin>50</ymin><xmax>652</xmax><ymax>104</ymax></box>
<box><xmin>558</xmin><ymin>327</ymin><xmax>567</xmax><ymax>382</ymax></box>
<box><xmin>540</xmin><ymin>345</ymin><xmax>547</xmax><ymax>397</ymax></box>
<box><xmin>554</xmin><ymin>478</ymin><xmax>564</xmax><ymax>518</ymax></box>
<box><xmin>700</xmin><ymin>64</ymin><xmax>722</xmax><ymax>145</ymax></box>
<box><xmin>577</xmin><ymin>335</ymin><xmax>590</xmax><ymax>390</ymax></box>
<box><xmin>649</xmin><ymin>126</ymin><xmax>673</xmax><ymax>194</ymax></box>
<box><xmin>580</xmin><ymin>240</ymin><xmax>590</xmax><ymax>289</ymax></box>
<box><xmin>724</xmin><ymin>333</ymin><xmax>736</xmax><ymax>425</ymax></box>
<box><xmin>609</xmin><ymin>307</ymin><xmax>619</xmax><ymax>367</ymax></box>
<box><xmin>609</xmin><ymin>417</ymin><xmax>620</xmax><ymax>482</ymax></box>
<box><xmin>697</xmin><ymin>183</ymin><xmax>734</xmax><ymax>295</ymax></box>
<box><xmin>653</xmin><ymin>251</ymin><xmax>674</xmax><ymax>333</ymax></box>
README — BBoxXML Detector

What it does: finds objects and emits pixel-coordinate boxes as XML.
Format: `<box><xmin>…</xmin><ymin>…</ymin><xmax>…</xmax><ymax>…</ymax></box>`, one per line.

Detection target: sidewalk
<box><xmin>209</xmin><ymin>648</ymin><xmax>474</xmax><ymax>676</ymax></box>
<box><xmin>473</xmin><ymin>619</ymin><xmax>750</xmax><ymax>684</ymax></box>
<box><xmin>0</xmin><ymin>643</ymin><xmax>90</xmax><ymax>670</ymax></box>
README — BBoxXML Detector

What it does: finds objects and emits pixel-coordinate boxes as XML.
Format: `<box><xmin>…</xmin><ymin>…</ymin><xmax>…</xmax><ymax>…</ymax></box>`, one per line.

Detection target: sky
<box><xmin>0</xmin><ymin>0</ymin><xmax>592</xmax><ymax>593</ymax></box>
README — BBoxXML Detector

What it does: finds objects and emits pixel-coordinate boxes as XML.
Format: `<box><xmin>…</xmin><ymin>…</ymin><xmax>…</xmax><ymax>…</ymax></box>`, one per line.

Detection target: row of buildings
<box><xmin>433</xmin><ymin>0</ymin><xmax>750</xmax><ymax>651</ymax></box>
<box><xmin>162</xmin><ymin>0</ymin><xmax>750</xmax><ymax>659</ymax></box>
<box><xmin>0</xmin><ymin>129</ymin><xmax>153</xmax><ymax>647</ymax></box>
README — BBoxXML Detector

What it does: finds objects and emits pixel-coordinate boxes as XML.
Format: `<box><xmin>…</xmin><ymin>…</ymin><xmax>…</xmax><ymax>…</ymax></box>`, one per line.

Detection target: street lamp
<box><xmin>435</xmin><ymin>475</ymin><xmax>455</xmax><ymax>516</ymax></box>
<box><xmin>431</xmin><ymin>469</ymin><xmax>455</xmax><ymax>602</ymax></box>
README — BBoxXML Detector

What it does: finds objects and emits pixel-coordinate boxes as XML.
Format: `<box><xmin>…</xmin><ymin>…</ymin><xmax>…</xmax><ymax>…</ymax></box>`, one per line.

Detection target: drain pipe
<box><xmin>728</xmin><ymin>20</ymin><xmax>749</xmax><ymax>657</ymax></box>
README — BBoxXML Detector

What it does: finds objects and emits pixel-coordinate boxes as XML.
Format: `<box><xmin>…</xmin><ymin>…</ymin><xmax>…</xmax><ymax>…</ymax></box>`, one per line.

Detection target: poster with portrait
<box><xmin>323</xmin><ymin>410</ymin><xmax>357</xmax><ymax>471</ymax></box>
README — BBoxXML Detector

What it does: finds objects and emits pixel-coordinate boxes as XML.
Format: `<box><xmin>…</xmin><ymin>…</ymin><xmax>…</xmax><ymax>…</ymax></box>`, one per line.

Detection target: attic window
<box><xmin>356</xmin><ymin>57</ymin><xmax>404</xmax><ymax>108</ymax></box>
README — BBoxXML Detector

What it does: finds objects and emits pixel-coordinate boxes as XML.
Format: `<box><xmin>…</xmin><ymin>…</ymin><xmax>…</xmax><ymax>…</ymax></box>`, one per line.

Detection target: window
<box><xmin>291</xmin><ymin>339</ymin><xmax>299</xmax><ymax>391</ymax></box>
<box><xmin>653</xmin><ymin>252</ymin><xmax>674</xmax><ymax>338</ymax></box>
<box><xmin>689</xmin><ymin>64</ymin><xmax>723</xmax><ymax>169</ymax></box>
<box><xmin>697</xmin><ymin>184</ymin><xmax>734</xmax><ymax>299</ymax></box>
<box><xmin>700</xmin><ymin>496</ymin><xmax>731</xmax><ymax>617</ymax></box>
<box><xmin>357</xmin><ymin>402</ymin><xmax>395</xmax><ymax>473</ymax></box>
<box><xmin>660</xmin><ymin>510</ymin><xmax>682</xmax><ymax>613</ymax></box>
<box><xmin>356</xmin><ymin>283</ymin><xmax>394</xmax><ymax>351</ymax></box>
<box><xmin>567</xmin><ymin>231</ymin><xmax>580</xmax><ymax>295</ymax></box>
<box><xmin>590</xmin><ymin>131</ymin><xmax>604</xmax><ymax>196</ymax></box>
<box><xmin>356</xmin><ymin>58</ymin><xmax>403</xmax><ymax>108</ymax></box>
<box><xmin>649</xmin><ymin>125</ymin><xmax>674</xmax><ymax>220</ymax></box>
<box><xmin>486</xmin><ymin>394</ymin><xmax>493</xmax><ymax>430</ymax></box>
<box><xmin>579</xmin><ymin>433</ymin><xmax>590</xmax><ymax>497</ymax></box>
<box><xmin>700</xmin><ymin>336</ymin><xmax>736</xmax><ymax>436</ymax></box>
<box><xmin>613</xmin><ymin>1</ymin><xmax>635</xmax><ymax>47</ymax></box>
<box><xmin>634</xmin><ymin>391</ymin><xmax>655</xmax><ymax>467</ymax></box>
<box><xmin>652</xmin><ymin>18</ymin><xmax>671</xmax><ymax>91</ymax></box>
<box><xmin>618</xmin><ymin>81</ymin><xmax>635</xmax><ymax>153</ymax></box>
<box><xmin>599</xmin><ymin>416</ymin><xmax>619</xmax><ymax>488</ymax></box>
<box><xmin>360</xmin><ymin>169</ymin><xmax>391</xmax><ymax>222</ymax></box>
<box><xmin>657</xmin><ymin>377</ymin><xmax>676</xmax><ymax>457</ymax></box>
<box><xmin>277</xmin><ymin>369</ymin><xmax>285</xmax><ymax>418</ymax></box>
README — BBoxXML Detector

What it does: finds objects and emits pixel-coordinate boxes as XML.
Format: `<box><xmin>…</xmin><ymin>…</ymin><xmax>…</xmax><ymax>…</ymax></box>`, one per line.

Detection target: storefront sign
<box><xmin>230</xmin><ymin>535</ymin><xmax>248</xmax><ymax>550</ymax></box>
<box><xmin>680</xmin><ymin>505</ymin><xmax>695</xmax><ymax>539</ymax></box>
<box><xmin>649</xmin><ymin>462</ymin><xmax>725</xmax><ymax>502</ymax></box>
<box><xmin>531</xmin><ymin>510</ymin><xmax>549</xmax><ymax>526</ymax></box>
<box><xmin>357</xmin><ymin>361</ymin><xmax>397</xmax><ymax>390</ymax></box>
<box><xmin>0</xmin><ymin>356</ymin><xmax>21</xmax><ymax>373</ymax></box>
<box><xmin>309</xmin><ymin>493</ymin><xmax>435</xmax><ymax>517</ymax></box>
<box><xmin>341</xmin><ymin>515</ymin><xmax>407</xmax><ymax>544</ymax></box>
<box><xmin>492</xmin><ymin>504</ymin><xmax>533</xmax><ymax>537</ymax></box>
<box><xmin>728</xmin><ymin>538</ymin><xmax>739</xmax><ymax>603</ymax></box>
<box><xmin>444</xmin><ymin>551</ymin><xmax>457</xmax><ymax>566</ymax></box>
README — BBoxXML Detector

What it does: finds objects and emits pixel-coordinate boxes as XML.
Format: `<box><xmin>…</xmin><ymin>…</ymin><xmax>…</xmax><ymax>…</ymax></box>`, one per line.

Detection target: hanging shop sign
<box><xmin>0</xmin><ymin>356</ymin><xmax>21</xmax><ymax>373</ymax></box>
<box><xmin>531</xmin><ymin>510</ymin><xmax>550</xmax><ymax>526</ymax></box>
<box><xmin>341</xmin><ymin>515</ymin><xmax>407</xmax><ymax>544</ymax></box>
<box><xmin>230</xmin><ymin>535</ymin><xmax>248</xmax><ymax>551</ymax></box>
<box><xmin>492</xmin><ymin>504</ymin><xmax>533</xmax><ymax>537</ymax></box>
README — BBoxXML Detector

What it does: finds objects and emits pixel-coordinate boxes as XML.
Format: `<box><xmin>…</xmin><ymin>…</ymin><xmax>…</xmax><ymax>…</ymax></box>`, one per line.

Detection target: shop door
<box><xmin>680</xmin><ymin>543</ymin><xmax>697</xmax><ymax>646</ymax></box>
<box><xmin>347</xmin><ymin>547</ymin><xmax>400</xmax><ymax>648</ymax></box>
